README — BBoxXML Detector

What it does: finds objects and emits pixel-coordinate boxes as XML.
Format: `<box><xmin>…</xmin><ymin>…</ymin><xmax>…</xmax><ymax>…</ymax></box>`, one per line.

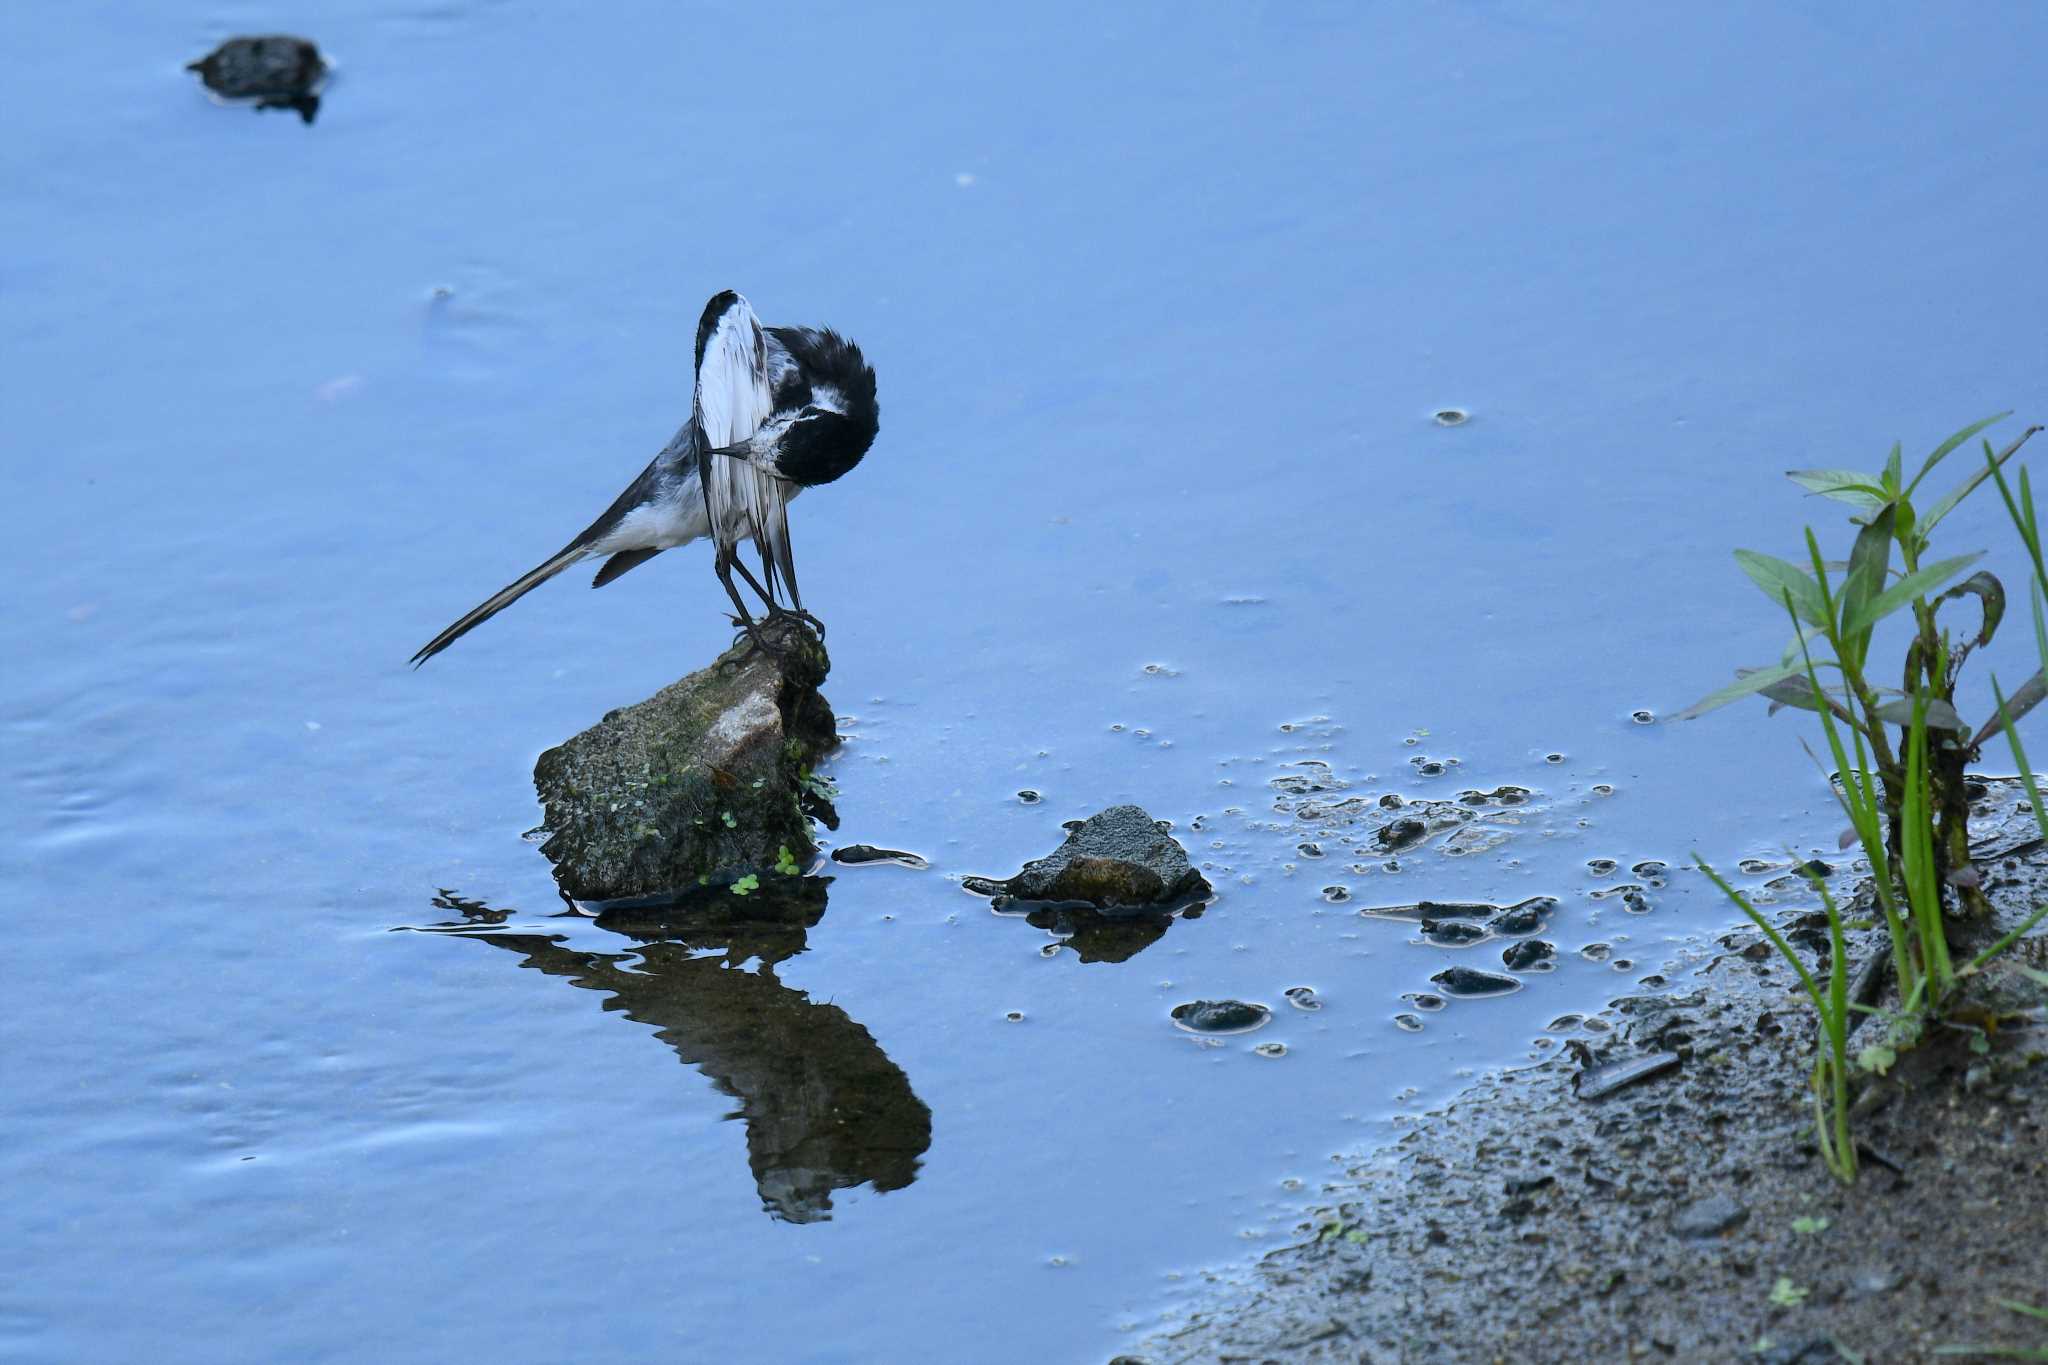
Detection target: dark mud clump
<box><xmin>829</xmin><ymin>844</ymin><xmax>929</xmax><ymax>869</ymax></box>
<box><xmin>186</xmin><ymin>36</ymin><xmax>327</xmax><ymax>123</ymax></box>
<box><xmin>1428</xmin><ymin>966</ymin><xmax>1521</xmax><ymax>998</ymax></box>
<box><xmin>1500</xmin><ymin>938</ymin><xmax>1556</xmax><ymax>972</ymax></box>
<box><xmin>1419</xmin><ymin>916</ymin><xmax>1490</xmax><ymax>946</ymax></box>
<box><xmin>1170</xmin><ymin>999</ymin><xmax>1273</xmax><ymax>1035</ymax></box>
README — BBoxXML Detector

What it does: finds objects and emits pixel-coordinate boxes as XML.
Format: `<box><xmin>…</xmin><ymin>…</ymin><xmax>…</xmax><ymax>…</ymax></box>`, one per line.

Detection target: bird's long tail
<box><xmin>409</xmin><ymin>544</ymin><xmax>591</xmax><ymax>668</ymax></box>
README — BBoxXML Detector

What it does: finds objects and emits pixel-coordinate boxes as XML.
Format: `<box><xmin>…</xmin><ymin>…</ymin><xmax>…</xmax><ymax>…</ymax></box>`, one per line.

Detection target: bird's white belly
<box><xmin>600</xmin><ymin>495</ymin><xmax>708</xmax><ymax>552</ymax></box>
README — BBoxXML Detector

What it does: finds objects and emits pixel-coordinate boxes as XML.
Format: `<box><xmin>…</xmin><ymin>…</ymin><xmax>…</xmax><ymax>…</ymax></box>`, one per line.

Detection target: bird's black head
<box><xmin>774</xmin><ymin>329</ymin><xmax>879</xmax><ymax>487</ymax></box>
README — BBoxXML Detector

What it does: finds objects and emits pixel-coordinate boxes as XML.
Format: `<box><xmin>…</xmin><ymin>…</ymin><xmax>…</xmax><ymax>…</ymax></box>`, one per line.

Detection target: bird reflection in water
<box><xmin>416</xmin><ymin>881</ymin><xmax>930</xmax><ymax>1223</ymax></box>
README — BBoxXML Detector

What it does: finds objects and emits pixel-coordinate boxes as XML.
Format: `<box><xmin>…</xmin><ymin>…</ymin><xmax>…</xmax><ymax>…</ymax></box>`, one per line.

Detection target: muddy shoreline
<box><xmin>1129</xmin><ymin>802</ymin><xmax>2048</xmax><ymax>1363</ymax></box>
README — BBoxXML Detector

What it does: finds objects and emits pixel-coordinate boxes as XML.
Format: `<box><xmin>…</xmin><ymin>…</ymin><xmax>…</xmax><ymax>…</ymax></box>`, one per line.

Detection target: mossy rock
<box><xmin>531</xmin><ymin>619</ymin><xmax>837</xmax><ymax>903</ymax></box>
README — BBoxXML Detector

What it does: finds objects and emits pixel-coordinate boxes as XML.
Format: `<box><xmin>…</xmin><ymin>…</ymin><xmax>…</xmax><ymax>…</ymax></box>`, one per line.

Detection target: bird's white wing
<box><xmin>694</xmin><ymin>292</ymin><xmax>779</xmax><ymax>560</ymax></box>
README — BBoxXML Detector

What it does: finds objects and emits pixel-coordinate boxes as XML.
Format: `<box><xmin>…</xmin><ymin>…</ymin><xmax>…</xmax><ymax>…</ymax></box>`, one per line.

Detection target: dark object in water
<box><xmin>1430</xmin><ymin>966</ymin><xmax>1522</xmax><ymax>998</ymax></box>
<box><xmin>830</xmin><ymin>844</ymin><xmax>929</xmax><ymax>870</ymax></box>
<box><xmin>1501</xmin><ymin>939</ymin><xmax>1556</xmax><ymax>972</ymax></box>
<box><xmin>1375</xmin><ymin>817</ymin><xmax>1429</xmax><ymax>851</ymax></box>
<box><xmin>1489</xmin><ymin>897</ymin><xmax>1557</xmax><ymax>935</ymax></box>
<box><xmin>1420</xmin><ymin>917</ymin><xmax>1490</xmax><ymax>946</ymax></box>
<box><xmin>1171</xmin><ymin>999</ymin><xmax>1273</xmax><ymax>1035</ymax></box>
<box><xmin>187</xmin><ymin>36</ymin><xmax>327</xmax><ymax>124</ymax></box>
<box><xmin>1025</xmin><ymin>903</ymin><xmax>1175</xmax><ymax>963</ymax></box>
<box><xmin>1573</xmin><ymin>1049</ymin><xmax>1681</xmax><ymax>1101</ymax></box>
<box><xmin>967</xmin><ymin>804</ymin><xmax>1211</xmax><ymax>909</ymax></box>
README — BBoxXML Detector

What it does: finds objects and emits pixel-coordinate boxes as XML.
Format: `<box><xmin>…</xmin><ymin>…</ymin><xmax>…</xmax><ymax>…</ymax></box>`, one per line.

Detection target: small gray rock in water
<box><xmin>531</xmin><ymin>619</ymin><xmax>837</xmax><ymax>903</ymax></box>
<box><xmin>978</xmin><ymin>804</ymin><xmax>1211</xmax><ymax>908</ymax></box>
<box><xmin>1670</xmin><ymin>1193</ymin><xmax>1747</xmax><ymax>1238</ymax></box>
<box><xmin>187</xmin><ymin>36</ymin><xmax>327</xmax><ymax>124</ymax></box>
<box><xmin>1430</xmin><ymin>966</ymin><xmax>1521</xmax><ymax>998</ymax></box>
<box><xmin>1170</xmin><ymin>999</ymin><xmax>1272</xmax><ymax>1034</ymax></box>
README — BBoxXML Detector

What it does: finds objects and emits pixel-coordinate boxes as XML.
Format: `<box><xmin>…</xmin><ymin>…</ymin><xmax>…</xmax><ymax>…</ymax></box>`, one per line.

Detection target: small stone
<box><xmin>1502</xmin><ymin>939</ymin><xmax>1556</xmax><ymax>972</ymax></box>
<box><xmin>1375</xmin><ymin>818</ymin><xmax>1429</xmax><ymax>851</ymax></box>
<box><xmin>1430</xmin><ymin>966</ymin><xmax>1521</xmax><ymax>998</ymax></box>
<box><xmin>1171</xmin><ymin>999</ymin><xmax>1272</xmax><ymax>1035</ymax></box>
<box><xmin>1489</xmin><ymin>898</ymin><xmax>1555</xmax><ymax>935</ymax></box>
<box><xmin>1670</xmin><ymin>1193</ymin><xmax>1747</xmax><ymax>1238</ymax></box>
<box><xmin>976</xmin><ymin>804</ymin><xmax>1211</xmax><ymax>909</ymax></box>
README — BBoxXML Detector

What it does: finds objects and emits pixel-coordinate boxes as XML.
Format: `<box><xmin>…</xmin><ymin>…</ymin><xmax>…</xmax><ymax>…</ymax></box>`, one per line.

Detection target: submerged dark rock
<box><xmin>829</xmin><ymin>844</ymin><xmax>929</xmax><ymax>869</ymax></box>
<box><xmin>975</xmin><ymin>804</ymin><xmax>1210</xmax><ymax>909</ymax></box>
<box><xmin>1171</xmin><ymin>999</ymin><xmax>1273</xmax><ymax>1035</ymax></box>
<box><xmin>1430</xmin><ymin>966</ymin><xmax>1522</xmax><ymax>998</ymax></box>
<box><xmin>1420</xmin><ymin>917</ymin><xmax>1491</xmax><ymax>946</ymax></box>
<box><xmin>1501</xmin><ymin>939</ymin><xmax>1557</xmax><ymax>972</ymax></box>
<box><xmin>186</xmin><ymin>36</ymin><xmax>327</xmax><ymax>123</ymax></box>
<box><xmin>531</xmin><ymin>619</ymin><xmax>837</xmax><ymax>903</ymax></box>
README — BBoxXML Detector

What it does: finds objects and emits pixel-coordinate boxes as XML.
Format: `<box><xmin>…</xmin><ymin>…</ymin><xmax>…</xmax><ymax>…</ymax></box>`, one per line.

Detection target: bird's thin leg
<box><xmin>714</xmin><ymin>549</ymin><xmax>776</xmax><ymax>654</ymax></box>
<box><xmin>730</xmin><ymin>539</ymin><xmax>826</xmax><ymax>640</ymax></box>
<box><xmin>776</xmin><ymin>553</ymin><xmax>827</xmax><ymax>639</ymax></box>
<box><xmin>728</xmin><ymin>553</ymin><xmax>780</xmax><ymax>610</ymax></box>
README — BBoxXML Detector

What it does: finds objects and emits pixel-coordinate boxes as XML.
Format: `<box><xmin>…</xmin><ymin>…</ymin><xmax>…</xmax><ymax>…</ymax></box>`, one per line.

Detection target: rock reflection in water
<box><xmin>1021</xmin><ymin>902</ymin><xmax>1197</xmax><ymax>962</ymax></box>
<box><xmin>424</xmin><ymin>883</ymin><xmax>930</xmax><ymax>1223</ymax></box>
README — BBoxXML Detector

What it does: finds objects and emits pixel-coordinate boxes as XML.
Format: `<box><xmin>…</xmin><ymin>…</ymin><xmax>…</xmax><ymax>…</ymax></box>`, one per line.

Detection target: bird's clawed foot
<box><xmin>767</xmin><ymin>605</ymin><xmax>828</xmax><ymax>640</ymax></box>
<box><xmin>729</xmin><ymin>617</ymin><xmax>785</xmax><ymax>658</ymax></box>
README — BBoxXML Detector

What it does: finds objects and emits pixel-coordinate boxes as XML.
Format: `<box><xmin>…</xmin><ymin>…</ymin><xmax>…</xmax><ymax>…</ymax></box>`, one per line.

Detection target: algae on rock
<box><xmin>531</xmin><ymin>619</ymin><xmax>838</xmax><ymax>903</ymax></box>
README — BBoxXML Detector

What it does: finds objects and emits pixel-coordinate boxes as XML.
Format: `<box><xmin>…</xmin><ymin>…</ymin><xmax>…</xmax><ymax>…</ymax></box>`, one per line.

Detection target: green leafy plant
<box><xmin>1684</xmin><ymin>416</ymin><xmax>2040</xmax><ymax>910</ymax></box>
<box><xmin>1686</xmin><ymin>416</ymin><xmax>2044</xmax><ymax>1182</ymax></box>
<box><xmin>1697</xmin><ymin>858</ymin><xmax>1857</xmax><ymax>1181</ymax></box>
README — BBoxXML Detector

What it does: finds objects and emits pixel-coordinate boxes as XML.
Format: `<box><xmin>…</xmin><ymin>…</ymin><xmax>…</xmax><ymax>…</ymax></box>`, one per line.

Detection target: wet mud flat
<box><xmin>1132</xmin><ymin>831</ymin><xmax>2048</xmax><ymax>1362</ymax></box>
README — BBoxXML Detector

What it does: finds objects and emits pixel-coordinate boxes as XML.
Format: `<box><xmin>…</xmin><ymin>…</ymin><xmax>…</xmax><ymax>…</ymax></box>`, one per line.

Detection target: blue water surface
<box><xmin>6</xmin><ymin>2</ymin><xmax>2048</xmax><ymax>1361</ymax></box>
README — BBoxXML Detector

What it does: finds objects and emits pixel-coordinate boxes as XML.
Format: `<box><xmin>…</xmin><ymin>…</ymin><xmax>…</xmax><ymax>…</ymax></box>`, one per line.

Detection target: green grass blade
<box><xmin>1905</xmin><ymin>412</ymin><xmax>2010</xmax><ymax>496</ymax></box>
<box><xmin>1923</xmin><ymin>426</ymin><xmax>2042</xmax><ymax>537</ymax></box>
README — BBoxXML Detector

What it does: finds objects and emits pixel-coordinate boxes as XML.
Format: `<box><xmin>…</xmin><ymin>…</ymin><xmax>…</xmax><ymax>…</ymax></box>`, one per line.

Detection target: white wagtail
<box><xmin>411</xmin><ymin>290</ymin><xmax>879</xmax><ymax>666</ymax></box>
